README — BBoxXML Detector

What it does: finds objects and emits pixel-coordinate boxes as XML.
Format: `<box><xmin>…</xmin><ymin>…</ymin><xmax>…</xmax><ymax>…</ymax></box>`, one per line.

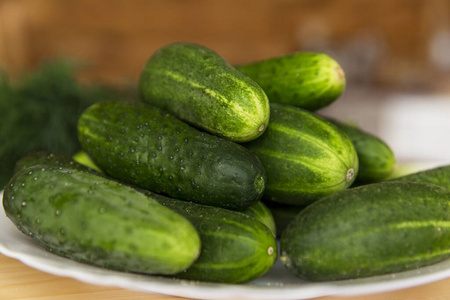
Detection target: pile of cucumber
<box><xmin>3</xmin><ymin>42</ymin><xmax>450</xmax><ymax>284</ymax></box>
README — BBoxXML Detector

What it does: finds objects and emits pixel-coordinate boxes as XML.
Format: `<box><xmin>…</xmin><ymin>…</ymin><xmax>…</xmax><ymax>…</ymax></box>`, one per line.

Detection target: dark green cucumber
<box><xmin>138</xmin><ymin>42</ymin><xmax>270</xmax><ymax>142</ymax></box>
<box><xmin>280</xmin><ymin>181</ymin><xmax>450</xmax><ymax>281</ymax></box>
<box><xmin>329</xmin><ymin>119</ymin><xmax>396</xmax><ymax>184</ymax></box>
<box><xmin>240</xmin><ymin>201</ymin><xmax>276</xmax><ymax>236</ymax></box>
<box><xmin>13</xmin><ymin>151</ymin><xmax>92</xmax><ymax>175</ymax></box>
<box><xmin>3</xmin><ymin>166</ymin><xmax>201</xmax><ymax>275</ymax></box>
<box><xmin>15</xmin><ymin>151</ymin><xmax>276</xmax><ymax>236</ymax></box>
<box><xmin>392</xmin><ymin>165</ymin><xmax>450</xmax><ymax>190</ymax></box>
<box><xmin>244</xmin><ymin>103</ymin><xmax>358</xmax><ymax>206</ymax></box>
<box><xmin>264</xmin><ymin>202</ymin><xmax>305</xmax><ymax>238</ymax></box>
<box><xmin>153</xmin><ymin>195</ymin><xmax>277</xmax><ymax>283</ymax></box>
<box><xmin>235</xmin><ymin>52</ymin><xmax>345</xmax><ymax>111</ymax></box>
<box><xmin>78</xmin><ymin>101</ymin><xmax>266</xmax><ymax>209</ymax></box>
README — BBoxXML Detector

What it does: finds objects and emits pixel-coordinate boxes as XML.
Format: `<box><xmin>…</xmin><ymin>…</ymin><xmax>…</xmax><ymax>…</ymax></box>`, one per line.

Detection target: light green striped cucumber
<box><xmin>280</xmin><ymin>181</ymin><xmax>450</xmax><ymax>281</ymax></box>
<box><xmin>153</xmin><ymin>195</ymin><xmax>277</xmax><ymax>283</ymax></box>
<box><xmin>235</xmin><ymin>52</ymin><xmax>345</xmax><ymax>111</ymax></box>
<box><xmin>392</xmin><ymin>165</ymin><xmax>450</xmax><ymax>190</ymax></box>
<box><xmin>240</xmin><ymin>201</ymin><xmax>276</xmax><ymax>236</ymax></box>
<box><xmin>328</xmin><ymin>119</ymin><xmax>396</xmax><ymax>184</ymax></box>
<box><xmin>138</xmin><ymin>42</ymin><xmax>270</xmax><ymax>142</ymax></box>
<box><xmin>3</xmin><ymin>166</ymin><xmax>201</xmax><ymax>275</ymax></box>
<box><xmin>244</xmin><ymin>103</ymin><xmax>358</xmax><ymax>206</ymax></box>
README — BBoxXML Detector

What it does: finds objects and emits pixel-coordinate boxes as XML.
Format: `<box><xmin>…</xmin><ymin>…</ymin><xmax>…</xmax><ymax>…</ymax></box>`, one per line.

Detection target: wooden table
<box><xmin>1</xmin><ymin>254</ymin><xmax>449</xmax><ymax>300</ymax></box>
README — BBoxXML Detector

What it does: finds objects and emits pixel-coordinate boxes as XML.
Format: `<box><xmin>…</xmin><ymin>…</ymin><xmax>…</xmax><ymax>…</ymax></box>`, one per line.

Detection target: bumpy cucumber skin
<box><xmin>240</xmin><ymin>201</ymin><xmax>276</xmax><ymax>236</ymax></box>
<box><xmin>330</xmin><ymin>120</ymin><xmax>396</xmax><ymax>184</ymax></box>
<box><xmin>235</xmin><ymin>52</ymin><xmax>345</xmax><ymax>111</ymax></box>
<box><xmin>244</xmin><ymin>103</ymin><xmax>358</xmax><ymax>206</ymax></box>
<box><xmin>280</xmin><ymin>181</ymin><xmax>450</xmax><ymax>281</ymax></box>
<box><xmin>13</xmin><ymin>151</ymin><xmax>91</xmax><ymax>175</ymax></box>
<box><xmin>392</xmin><ymin>165</ymin><xmax>450</xmax><ymax>191</ymax></box>
<box><xmin>3</xmin><ymin>166</ymin><xmax>200</xmax><ymax>275</ymax></box>
<box><xmin>138</xmin><ymin>42</ymin><xmax>270</xmax><ymax>142</ymax></box>
<box><xmin>78</xmin><ymin>101</ymin><xmax>266</xmax><ymax>209</ymax></box>
<box><xmin>153</xmin><ymin>195</ymin><xmax>277</xmax><ymax>283</ymax></box>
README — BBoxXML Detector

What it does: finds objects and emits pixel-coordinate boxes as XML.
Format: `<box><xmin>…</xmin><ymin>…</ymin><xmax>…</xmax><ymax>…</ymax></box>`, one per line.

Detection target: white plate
<box><xmin>1</xmin><ymin>190</ymin><xmax>449</xmax><ymax>300</ymax></box>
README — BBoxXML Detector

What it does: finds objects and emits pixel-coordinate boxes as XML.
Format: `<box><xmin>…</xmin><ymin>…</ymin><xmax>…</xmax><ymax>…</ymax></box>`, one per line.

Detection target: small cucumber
<box><xmin>153</xmin><ymin>195</ymin><xmax>277</xmax><ymax>283</ymax></box>
<box><xmin>78</xmin><ymin>101</ymin><xmax>266</xmax><ymax>209</ymax></box>
<box><xmin>3</xmin><ymin>166</ymin><xmax>201</xmax><ymax>275</ymax></box>
<box><xmin>280</xmin><ymin>181</ymin><xmax>450</xmax><ymax>281</ymax></box>
<box><xmin>240</xmin><ymin>201</ymin><xmax>276</xmax><ymax>236</ymax></box>
<box><xmin>139</xmin><ymin>42</ymin><xmax>270</xmax><ymax>142</ymax></box>
<box><xmin>392</xmin><ymin>165</ymin><xmax>450</xmax><ymax>190</ymax></box>
<box><xmin>244</xmin><ymin>103</ymin><xmax>358</xmax><ymax>206</ymax></box>
<box><xmin>329</xmin><ymin>119</ymin><xmax>396</xmax><ymax>184</ymax></box>
<box><xmin>235</xmin><ymin>52</ymin><xmax>345</xmax><ymax>111</ymax></box>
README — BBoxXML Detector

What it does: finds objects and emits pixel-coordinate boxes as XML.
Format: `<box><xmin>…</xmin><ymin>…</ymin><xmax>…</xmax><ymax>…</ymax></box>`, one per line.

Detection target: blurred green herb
<box><xmin>0</xmin><ymin>59</ymin><xmax>137</xmax><ymax>188</ymax></box>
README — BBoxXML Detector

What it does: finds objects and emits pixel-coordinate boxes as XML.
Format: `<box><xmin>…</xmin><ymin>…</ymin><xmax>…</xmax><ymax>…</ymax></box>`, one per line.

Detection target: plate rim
<box><xmin>1</xmin><ymin>190</ymin><xmax>450</xmax><ymax>300</ymax></box>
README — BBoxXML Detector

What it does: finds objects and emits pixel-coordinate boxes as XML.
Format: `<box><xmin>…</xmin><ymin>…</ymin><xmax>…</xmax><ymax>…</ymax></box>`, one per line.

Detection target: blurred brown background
<box><xmin>1</xmin><ymin>0</ymin><xmax>450</xmax><ymax>165</ymax></box>
<box><xmin>1</xmin><ymin>0</ymin><xmax>450</xmax><ymax>90</ymax></box>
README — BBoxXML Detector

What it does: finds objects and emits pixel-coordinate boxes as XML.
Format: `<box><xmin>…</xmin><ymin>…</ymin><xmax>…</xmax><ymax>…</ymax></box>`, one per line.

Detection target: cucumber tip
<box><xmin>346</xmin><ymin>168</ymin><xmax>355</xmax><ymax>182</ymax></box>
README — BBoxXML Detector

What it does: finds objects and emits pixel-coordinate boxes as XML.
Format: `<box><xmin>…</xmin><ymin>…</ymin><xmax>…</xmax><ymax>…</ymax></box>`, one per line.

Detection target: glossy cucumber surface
<box><xmin>3</xmin><ymin>166</ymin><xmax>201</xmax><ymax>275</ymax></box>
<box><xmin>153</xmin><ymin>195</ymin><xmax>277</xmax><ymax>283</ymax></box>
<box><xmin>139</xmin><ymin>42</ymin><xmax>270</xmax><ymax>142</ymax></box>
<box><xmin>78</xmin><ymin>101</ymin><xmax>266</xmax><ymax>209</ymax></box>
<box><xmin>236</xmin><ymin>52</ymin><xmax>345</xmax><ymax>111</ymax></box>
<box><xmin>240</xmin><ymin>201</ymin><xmax>276</xmax><ymax>236</ymax></box>
<box><xmin>280</xmin><ymin>181</ymin><xmax>450</xmax><ymax>281</ymax></box>
<box><xmin>244</xmin><ymin>103</ymin><xmax>358</xmax><ymax>206</ymax></box>
<box><xmin>329</xmin><ymin>119</ymin><xmax>395</xmax><ymax>184</ymax></box>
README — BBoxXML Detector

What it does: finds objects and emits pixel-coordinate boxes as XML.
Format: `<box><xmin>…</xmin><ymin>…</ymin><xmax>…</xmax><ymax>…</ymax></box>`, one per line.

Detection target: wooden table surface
<box><xmin>1</xmin><ymin>254</ymin><xmax>449</xmax><ymax>300</ymax></box>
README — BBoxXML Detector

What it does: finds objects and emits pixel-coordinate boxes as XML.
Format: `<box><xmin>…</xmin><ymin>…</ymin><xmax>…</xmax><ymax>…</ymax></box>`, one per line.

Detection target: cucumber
<box><xmin>235</xmin><ymin>52</ymin><xmax>345</xmax><ymax>111</ymax></box>
<box><xmin>265</xmin><ymin>202</ymin><xmax>305</xmax><ymax>237</ymax></box>
<box><xmin>329</xmin><ymin>119</ymin><xmax>396</xmax><ymax>184</ymax></box>
<box><xmin>244</xmin><ymin>103</ymin><xmax>358</xmax><ymax>206</ymax></box>
<box><xmin>280</xmin><ymin>181</ymin><xmax>450</xmax><ymax>281</ymax></box>
<box><xmin>153</xmin><ymin>195</ymin><xmax>277</xmax><ymax>283</ymax></box>
<box><xmin>392</xmin><ymin>165</ymin><xmax>450</xmax><ymax>190</ymax></box>
<box><xmin>13</xmin><ymin>151</ymin><xmax>92</xmax><ymax>174</ymax></box>
<box><xmin>78</xmin><ymin>101</ymin><xmax>266</xmax><ymax>209</ymax></box>
<box><xmin>240</xmin><ymin>201</ymin><xmax>276</xmax><ymax>236</ymax></box>
<box><xmin>138</xmin><ymin>42</ymin><xmax>270</xmax><ymax>142</ymax></box>
<box><xmin>2</xmin><ymin>166</ymin><xmax>201</xmax><ymax>275</ymax></box>
<box><xmin>72</xmin><ymin>151</ymin><xmax>103</xmax><ymax>173</ymax></box>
